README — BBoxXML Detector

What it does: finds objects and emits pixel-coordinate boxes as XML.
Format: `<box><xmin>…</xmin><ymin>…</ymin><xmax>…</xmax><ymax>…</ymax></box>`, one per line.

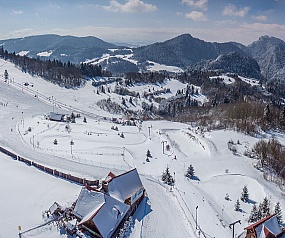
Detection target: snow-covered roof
<box><xmin>49</xmin><ymin>112</ymin><xmax>63</xmax><ymax>121</ymax></box>
<box><xmin>245</xmin><ymin>214</ymin><xmax>275</xmax><ymax>230</ymax></box>
<box><xmin>64</xmin><ymin>219</ymin><xmax>77</xmax><ymax>231</ymax></box>
<box><xmin>74</xmin><ymin>187</ymin><xmax>129</xmax><ymax>238</ymax></box>
<box><xmin>255</xmin><ymin>215</ymin><xmax>283</xmax><ymax>238</ymax></box>
<box><xmin>49</xmin><ymin>202</ymin><xmax>61</xmax><ymax>214</ymax></box>
<box><xmin>105</xmin><ymin>171</ymin><xmax>116</xmax><ymax>183</ymax></box>
<box><xmin>93</xmin><ymin>194</ymin><xmax>129</xmax><ymax>238</ymax></box>
<box><xmin>107</xmin><ymin>168</ymin><xmax>143</xmax><ymax>203</ymax></box>
<box><xmin>73</xmin><ymin>188</ymin><xmax>105</xmax><ymax>221</ymax></box>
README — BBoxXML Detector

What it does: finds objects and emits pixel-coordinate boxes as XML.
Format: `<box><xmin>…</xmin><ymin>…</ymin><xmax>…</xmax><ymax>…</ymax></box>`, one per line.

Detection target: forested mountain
<box><xmin>0</xmin><ymin>34</ymin><xmax>117</xmax><ymax>64</ymax></box>
<box><xmin>194</xmin><ymin>52</ymin><xmax>264</xmax><ymax>79</ymax></box>
<box><xmin>132</xmin><ymin>34</ymin><xmax>248</xmax><ymax>68</ymax></box>
<box><xmin>247</xmin><ymin>35</ymin><xmax>285</xmax><ymax>82</ymax></box>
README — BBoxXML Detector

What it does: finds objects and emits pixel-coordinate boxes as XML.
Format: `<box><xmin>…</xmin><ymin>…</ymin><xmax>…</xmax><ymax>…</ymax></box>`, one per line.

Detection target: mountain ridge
<box><xmin>0</xmin><ymin>34</ymin><xmax>117</xmax><ymax>64</ymax></box>
<box><xmin>247</xmin><ymin>35</ymin><xmax>285</xmax><ymax>82</ymax></box>
<box><xmin>133</xmin><ymin>33</ymin><xmax>249</xmax><ymax>68</ymax></box>
<box><xmin>1</xmin><ymin>33</ymin><xmax>285</xmax><ymax>82</ymax></box>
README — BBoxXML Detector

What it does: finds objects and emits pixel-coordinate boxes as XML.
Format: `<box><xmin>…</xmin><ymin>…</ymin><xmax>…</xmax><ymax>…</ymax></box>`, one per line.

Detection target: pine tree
<box><xmin>4</xmin><ymin>69</ymin><xmax>8</xmax><ymax>80</ymax></box>
<box><xmin>162</xmin><ymin>166</ymin><xmax>170</xmax><ymax>182</ymax></box>
<box><xmin>235</xmin><ymin>199</ymin><xmax>240</xmax><ymax>211</ymax></box>
<box><xmin>185</xmin><ymin>165</ymin><xmax>195</xmax><ymax>179</ymax></box>
<box><xmin>83</xmin><ymin>117</ymin><xmax>87</xmax><ymax>123</ymax></box>
<box><xmin>248</xmin><ymin>204</ymin><xmax>258</xmax><ymax>223</ymax></box>
<box><xmin>241</xmin><ymin>185</ymin><xmax>249</xmax><ymax>202</ymax></box>
<box><xmin>146</xmin><ymin>149</ymin><xmax>151</xmax><ymax>157</ymax></box>
<box><xmin>257</xmin><ymin>203</ymin><xmax>263</xmax><ymax>220</ymax></box>
<box><xmin>162</xmin><ymin>166</ymin><xmax>174</xmax><ymax>185</ymax></box>
<box><xmin>261</xmin><ymin>197</ymin><xmax>270</xmax><ymax>218</ymax></box>
<box><xmin>274</xmin><ymin>202</ymin><xmax>282</xmax><ymax>225</ymax></box>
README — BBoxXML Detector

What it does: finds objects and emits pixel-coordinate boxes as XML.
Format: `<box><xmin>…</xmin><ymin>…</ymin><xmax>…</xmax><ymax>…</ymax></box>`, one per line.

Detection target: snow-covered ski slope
<box><xmin>0</xmin><ymin>58</ymin><xmax>284</xmax><ymax>237</ymax></box>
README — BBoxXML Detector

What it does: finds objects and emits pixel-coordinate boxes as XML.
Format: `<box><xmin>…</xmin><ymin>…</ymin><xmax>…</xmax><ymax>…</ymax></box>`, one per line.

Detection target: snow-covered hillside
<box><xmin>0</xmin><ymin>58</ymin><xmax>284</xmax><ymax>238</ymax></box>
<box><xmin>85</xmin><ymin>48</ymin><xmax>184</xmax><ymax>73</ymax></box>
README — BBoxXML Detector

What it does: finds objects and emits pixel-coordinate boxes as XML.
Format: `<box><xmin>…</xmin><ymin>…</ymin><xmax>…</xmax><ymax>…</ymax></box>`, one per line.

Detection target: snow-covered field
<box><xmin>210</xmin><ymin>75</ymin><xmax>236</xmax><ymax>84</ymax></box>
<box><xmin>0</xmin><ymin>58</ymin><xmax>284</xmax><ymax>238</ymax></box>
<box><xmin>210</xmin><ymin>74</ymin><xmax>261</xmax><ymax>86</ymax></box>
<box><xmin>85</xmin><ymin>49</ymin><xmax>184</xmax><ymax>74</ymax></box>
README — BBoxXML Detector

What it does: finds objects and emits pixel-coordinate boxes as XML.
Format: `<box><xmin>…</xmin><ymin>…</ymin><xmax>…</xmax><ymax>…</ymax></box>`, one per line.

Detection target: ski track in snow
<box><xmin>0</xmin><ymin>58</ymin><xmax>285</xmax><ymax>237</ymax></box>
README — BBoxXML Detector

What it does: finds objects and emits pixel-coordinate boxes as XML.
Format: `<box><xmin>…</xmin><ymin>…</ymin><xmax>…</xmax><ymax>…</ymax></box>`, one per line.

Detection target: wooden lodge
<box><xmin>244</xmin><ymin>214</ymin><xmax>285</xmax><ymax>238</ymax></box>
<box><xmin>73</xmin><ymin>168</ymin><xmax>145</xmax><ymax>238</ymax></box>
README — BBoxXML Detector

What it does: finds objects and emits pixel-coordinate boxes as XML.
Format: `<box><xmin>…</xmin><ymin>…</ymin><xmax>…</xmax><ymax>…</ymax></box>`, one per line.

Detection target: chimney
<box><xmin>102</xmin><ymin>181</ymin><xmax>108</xmax><ymax>193</ymax></box>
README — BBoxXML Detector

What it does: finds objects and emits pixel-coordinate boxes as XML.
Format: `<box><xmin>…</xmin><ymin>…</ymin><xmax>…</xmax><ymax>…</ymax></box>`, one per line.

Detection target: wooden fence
<box><xmin>0</xmin><ymin>146</ymin><xmax>98</xmax><ymax>186</ymax></box>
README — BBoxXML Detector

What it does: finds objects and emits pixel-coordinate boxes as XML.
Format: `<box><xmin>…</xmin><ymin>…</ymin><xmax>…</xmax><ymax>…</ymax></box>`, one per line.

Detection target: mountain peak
<box><xmin>258</xmin><ymin>35</ymin><xmax>270</xmax><ymax>40</ymax></box>
<box><xmin>166</xmin><ymin>33</ymin><xmax>196</xmax><ymax>44</ymax></box>
<box><xmin>176</xmin><ymin>33</ymin><xmax>194</xmax><ymax>39</ymax></box>
<box><xmin>248</xmin><ymin>35</ymin><xmax>285</xmax><ymax>81</ymax></box>
<box><xmin>255</xmin><ymin>35</ymin><xmax>284</xmax><ymax>46</ymax></box>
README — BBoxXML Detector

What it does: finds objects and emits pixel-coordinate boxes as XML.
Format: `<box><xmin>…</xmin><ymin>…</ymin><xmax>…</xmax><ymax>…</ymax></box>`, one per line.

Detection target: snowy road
<box><xmin>0</xmin><ymin>75</ymin><xmax>115</xmax><ymax>179</ymax></box>
<box><xmin>0</xmin><ymin>61</ymin><xmax>197</xmax><ymax>237</ymax></box>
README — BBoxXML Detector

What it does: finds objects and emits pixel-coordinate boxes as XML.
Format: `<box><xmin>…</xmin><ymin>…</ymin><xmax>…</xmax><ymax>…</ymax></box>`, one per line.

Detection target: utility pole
<box><xmin>161</xmin><ymin>141</ymin><xmax>167</xmax><ymax>154</ymax></box>
<box><xmin>70</xmin><ymin>139</ymin><xmax>74</xmax><ymax>155</ymax></box>
<box><xmin>195</xmin><ymin>205</ymin><xmax>199</xmax><ymax>230</ymax></box>
<box><xmin>52</xmin><ymin>96</ymin><xmax>54</xmax><ymax>112</ymax></box>
<box><xmin>229</xmin><ymin>220</ymin><xmax>241</xmax><ymax>238</ymax></box>
<box><xmin>22</xmin><ymin>111</ymin><xmax>24</xmax><ymax>128</ymax></box>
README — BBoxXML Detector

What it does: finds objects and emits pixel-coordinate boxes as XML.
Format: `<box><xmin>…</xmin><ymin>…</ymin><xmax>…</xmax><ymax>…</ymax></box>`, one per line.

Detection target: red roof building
<box><xmin>244</xmin><ymin>214</ymin><xmax>285</xmax><ymax>238</ymax></box>
<box><xmin>73</xmin><ymin>168</ymin><xmax>145</xmax><ymax>238</ymax></box>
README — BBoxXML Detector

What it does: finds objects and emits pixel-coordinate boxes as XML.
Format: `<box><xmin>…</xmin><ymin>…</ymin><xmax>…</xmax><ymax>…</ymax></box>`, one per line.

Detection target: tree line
<box><xmin>0</xmin><ymin>46</ymin><xmax>109</xmax><ymax>88</ymax></box>
<box><xmin>253</xmin><ymin>138</ymin><xmax>285</xmax><ymax>179</ymax></box>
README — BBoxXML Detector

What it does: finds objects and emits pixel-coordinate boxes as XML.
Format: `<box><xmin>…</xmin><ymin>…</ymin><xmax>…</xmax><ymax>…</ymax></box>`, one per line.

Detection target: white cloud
<box><xmin>103</xmin><ymin>0</ymin><xmax>157</xmax><ymax>13</ymax></box>
<box><xmin>253</xmin><ymin>15</ymin><xmax>268</xmax><ymax>22</ymax></box>
<box><xmin>223</xmin><ymin>4</ymin><xmax>250</xmax><ymax>17</ymax></box>
<box><xmin>196</xmin><ymin>22</ymin><xmax>285</xmax><ymax>45</ymax></box>
<box><xmin>13</xmin><ymin>10</ymin><xmax>23</xmax><ymax>15</ymax></box>
<box><xmin>186</xmin><ymin>11</ymin><xmax>207</xmax><ymax>21</ymax></box>
<box><xmin>2</xmin><ymin>22</ymin><xmax>285</xmax><ymax>46</ymax></box>
<box><xmin>182</xmin><ymin>0</ymin><xmax>208</xmax><ymax>11</ymax></box>
<box><xmin>49</xmin><ymin>2</ymin><xmax>61</xmax><ymax>9</ymax></box>
<box><xmin>72</xmin><ymin>24</ymin><xmax>285</xmax><ymax>45</ymax></box>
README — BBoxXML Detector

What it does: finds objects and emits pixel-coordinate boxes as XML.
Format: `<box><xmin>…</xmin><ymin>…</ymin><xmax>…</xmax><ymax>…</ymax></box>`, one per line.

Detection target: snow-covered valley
<box><xmin>0</xmin><ymin>58</ymin><xmax>284</xmax><ymax>238</ymax></box>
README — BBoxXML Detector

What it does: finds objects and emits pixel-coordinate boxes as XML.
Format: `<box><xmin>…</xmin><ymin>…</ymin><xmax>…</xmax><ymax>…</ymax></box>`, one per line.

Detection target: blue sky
<box><xmin>0</xmin><ymin>0</ymin><xmax>284</xmax><ymax>45</ymax></box>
